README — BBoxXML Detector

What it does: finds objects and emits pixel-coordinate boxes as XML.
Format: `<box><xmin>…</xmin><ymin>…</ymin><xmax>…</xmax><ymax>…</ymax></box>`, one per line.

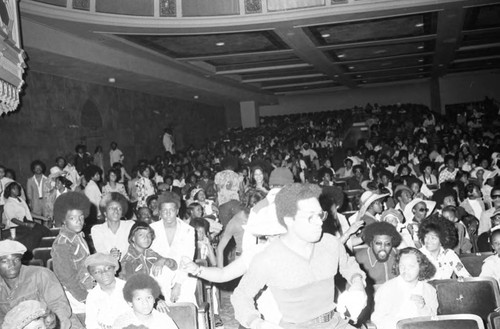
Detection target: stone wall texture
<box><xmin>0</xmin><ymin>71</ymin><xmax>226</xmax><ymax>184</ymax></box>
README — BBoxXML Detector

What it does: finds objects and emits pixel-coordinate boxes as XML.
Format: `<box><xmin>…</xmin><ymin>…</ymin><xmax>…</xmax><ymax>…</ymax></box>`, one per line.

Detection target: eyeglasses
<box><xmin>298</xmin><ymin>210</ymin><xmax>328</xmax><ymax>223</ymax></box>
<box><xmin>492</xmin><ymin>195</ymin><xmax>500</xmax><ymax>200</ymax></box>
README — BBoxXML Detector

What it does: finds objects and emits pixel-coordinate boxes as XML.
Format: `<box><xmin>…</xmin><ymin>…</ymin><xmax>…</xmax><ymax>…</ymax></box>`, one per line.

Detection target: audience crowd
<box><xmin>1</xmin><ymin>100</ymin><xmax>500</xmax><ymax>329</ymax></box>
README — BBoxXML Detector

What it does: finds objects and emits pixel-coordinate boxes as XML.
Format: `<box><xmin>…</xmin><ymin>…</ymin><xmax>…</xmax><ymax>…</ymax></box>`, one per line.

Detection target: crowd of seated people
<box><xmin>0</xmin><ymin>101</ymin><xmax>500</xmax><ymax>329</ymax></box>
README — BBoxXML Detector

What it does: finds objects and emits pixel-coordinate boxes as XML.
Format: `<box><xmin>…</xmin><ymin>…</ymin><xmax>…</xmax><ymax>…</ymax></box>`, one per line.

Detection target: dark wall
<box><xmin>0</xmin><ymin>71</ymin><xmax>226</xmax><ymax>184</ymax></box>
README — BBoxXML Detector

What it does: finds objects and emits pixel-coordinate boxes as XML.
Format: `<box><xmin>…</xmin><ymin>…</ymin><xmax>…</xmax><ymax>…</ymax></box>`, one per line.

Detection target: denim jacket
<box><xmin>51</xmin><ymin>227</ymin><xmax>95</xmax><ymax>302</ymax></box>
<box><xmin>120</xmin><ymin>244</ymin><xmax>177</xmax><ymax>281</ymax></box>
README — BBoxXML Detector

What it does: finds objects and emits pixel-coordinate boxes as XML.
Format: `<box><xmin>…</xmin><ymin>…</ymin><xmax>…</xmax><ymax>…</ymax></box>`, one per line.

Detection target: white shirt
<box><xmin>419</xmin><ymin>247</ymin><xmax>471</xmax><ymax>280</ymax></box>
<box><xmin>109</xmin><ymin>149</ymin><xmax>123</xmax><ymax>167</ymax></box>
<box><xmin>2</xmin><ymin>197</ymin><xmax>33</xmax><ymax>228</ymax></box>
<box><xmin>91</xmin><ymin>220</ymin><xmax>135</xmax><ymax>258</ymax></box>
<box><xmin>480</xmin><ymin>254</ymin><xmax>500</xmax><ymax>286</ymax></box>
<box><xmin>85</xmin><ymin>278</ymin><xmax>129</xmax><ymax>329</ymax></box>
<box><xmin>84</xmin><ymin>180</ymin><xmax>102</xmax><ymax>216</ymax></box>
<box><xmin>468</xmin><ymin>198</ymin><xmax>483</xmax><ymax>220</ymax></box>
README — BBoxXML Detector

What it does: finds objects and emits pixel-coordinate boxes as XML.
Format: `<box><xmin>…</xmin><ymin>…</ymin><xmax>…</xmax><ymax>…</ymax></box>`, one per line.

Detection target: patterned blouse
<box><xmin>420</xmin><ymin>247</ymin><xmax>471</xmax><ymax>280</ymax></box>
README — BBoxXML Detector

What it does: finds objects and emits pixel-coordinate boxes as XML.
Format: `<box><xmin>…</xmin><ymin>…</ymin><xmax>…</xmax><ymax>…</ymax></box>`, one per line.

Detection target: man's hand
<box><xmin>171</xmin><ymin>283</ymin><xmax>181</xmax><ymax>303</ymax></box>
<box><xmin>44</xmin><ymin>311</ymin><xmax>57</xmax><ymax>329</ymax></box>
<box><xmin>25</xmin><ymin>221</ymin><xmax>36</xmax><ymax>229</ymax></box>
<box><xmin>110</xmin><ymin>247</ymin><xmax>121</xmax><ymax>260</ymax></box>
<box><xmin>180</xmin><ymin>260</ymin><xmax>200</xmax><ymax>276</ymax></box>
<box><xmin>152</xmin><ymin>258</ymin><xmax>167</xmax><ymax>277</ymax></box>
<box><xmin>410</xmin><ymin>294</ymin><xmax>426</xmax><ymax>309</ymax></box>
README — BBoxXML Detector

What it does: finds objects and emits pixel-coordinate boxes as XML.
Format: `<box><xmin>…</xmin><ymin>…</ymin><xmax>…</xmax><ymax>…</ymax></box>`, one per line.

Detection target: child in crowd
<box><xmin>113</xmin><ymin>274</ymin><xmax>178</xmax><ymax>329</ymax></box>
<box><xmin>441</xmin><ymin>206</ymin><xmax>472</xmax><ymax>254</ymax></box>
<box><xmin>190</xmin><ymin>217</ymin><xmax>217</xmax><ymax>266</ymax></box>
<box><xmin>120</xmin><ymin>221</ymin><xmax>177</xmax><ymax>281</ymax></box>
<box><xmin>183</xmin><ymin>202</ymin><xmax>203</xmax><ymax>225</ymax></box>
<box><xmin>480</xmin><ymin>229</ymin><xmax>500</xmax><ymax>286</ymax></box>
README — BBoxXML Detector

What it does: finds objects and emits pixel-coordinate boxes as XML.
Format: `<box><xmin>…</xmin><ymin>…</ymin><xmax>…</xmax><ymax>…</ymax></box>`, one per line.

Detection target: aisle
<box><xmin>219</xmin><ymin>289</ymin><xmax>240</xmax><ymax>329</ymax></box>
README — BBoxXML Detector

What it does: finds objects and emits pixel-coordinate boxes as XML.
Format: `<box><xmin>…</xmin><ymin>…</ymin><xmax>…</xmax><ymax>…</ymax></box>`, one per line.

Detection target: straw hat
<box><xmin>403</xmin><ymin>197</ymin><xmax>436</xmax><ymax>222</ymax></box>
<box><xmin>357</xmin><ymin>191</ymin><xmax>389</xmax><ymax>221</ymax></box>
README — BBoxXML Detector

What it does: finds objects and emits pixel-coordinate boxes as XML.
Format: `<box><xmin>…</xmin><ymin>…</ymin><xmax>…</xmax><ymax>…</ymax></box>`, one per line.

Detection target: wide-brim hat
<box><xmin>357</xmin><ymin>191</ymin><xmax>389</xmax><ymax>220</ymax></box>
<box><xmin>243</xmin><ymin>196</ymin><xmax>286</xmax><ymax>237</ymax></box>
<box><xmin>48</xmin><ymin>166</ymin><xmax>65</xmax><ymax>179</ymax></box>
<box><xmin>2</xmin><ymin>300</ymin><xmax>47</xmax><ymax>329</ymax></box>
<box><xmin>403</xmin><ymin>197</ymin><xmax>436</xmax><ymax>222</ymax></box>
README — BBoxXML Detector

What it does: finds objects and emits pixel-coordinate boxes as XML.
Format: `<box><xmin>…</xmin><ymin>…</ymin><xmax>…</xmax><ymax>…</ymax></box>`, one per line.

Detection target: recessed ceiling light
<box><xmin>418</xmin><ymin>59</ymin><xmax>424</xmax><ymax>62</ymax></box>
<box><xmin>356</xmin><ymin>75</ymin><xmax>362</xmax><ymax>78</ymax></box>
<box><xmin>334</xmin><ymin>75</ymin><xmax>339</xmax><ymax>78</ymax></box>
<box><xmin>419</xmin><ymin>68</ymin><xmax>424</xmax><ymax>71</ymax></box>
<box><xmin>349</xmin><ymin>66</ymin><xmax>355</xmax><ymax>69</ymax></box>
<box><xmin>362</xmin><ymin>80</ymin><xmax>367</xmax><ymax>83</ymax></box>
<box><xmin>215</xmin><ymin>42</ymin><xmax>225</xmax><ymax>47</ymax></box>
<box><xmin>418</xmin><ymin>46</ymin><xmax>424</xmax><ymax>49</ymax></box>
<box><xmin>321</xmin><ymin>33</ymin><xmax>331</xmax><ymax>38</ymax></box>
<box><xmin>338</xmin><ymin>54</ymin><xmax>345</xmax><ymax>58</ymax></box>
<box><xmin>108</xmin><ymin>78</ymin><xmax>115</xmax><ymax>83</ymax></box>
<box><xmin>415</xmin><ymin>23</ymin><xmax>424</xmax><ymax>27</ymax></box>
<box><xmin>193</xmin><ymin>95</ymin><xmax>199</xmax><ymax>99</ymax></box>
<box><xmin>438</xmin><ymin>64</ymin><xmax>444</xmax><ymax>67</ymax></box>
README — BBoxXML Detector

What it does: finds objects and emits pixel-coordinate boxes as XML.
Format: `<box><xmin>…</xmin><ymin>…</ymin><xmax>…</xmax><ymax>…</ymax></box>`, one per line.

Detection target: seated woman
<box><xmin>120</xmin><ymin>221</ymin><xmax>177</xmax><ymax>281</ymax></box>
<box><xmin>418</xmin><ymin>217</ymin><xmax>471</xmax><ymax>280</ymax></box>
<box><xmin>91</xmin><ymin>192</ymin><xmax>135</xmax><ymax>259</ymax></box>
<box><xmin>51</xmin><ymin>192</ymin><xmax>95</xmax><ymax>321</ymax></box>
<box><xmin>480</xmin><ymin>228</ymin><xmax>500</xmax><ymax>286</ymax></box>
<box><xmin>372</xmin><ymin>247</ymin><xmax>438</xmax><ymax>329</ymax></box>
<box><xmin>248</xmin><ymin>166</ymin><xmax>269</xmax><ymax>194</ymax></box>
<box><xmin>191</xmin><ymin>188</ymin><xmax>218</xmax><ymax>218</ymax></box>
<box><xmin>113</xmin><ymin>274</ymin><xmax>178</xmax><ymax>329</ymax></box>
<box><xmin>2</xmin><ymin>181</ymin><xmax>51</xmax><ymax>251</ymax></box>
<box><xmin>102</xmin><ymin>168</ymin><xmax>128</xmax><ymax>200</ymax></box>
<box><xmin>84</xmin><ymin>253</ymin><xmax>130</xmax><ymax>329</ymax></box>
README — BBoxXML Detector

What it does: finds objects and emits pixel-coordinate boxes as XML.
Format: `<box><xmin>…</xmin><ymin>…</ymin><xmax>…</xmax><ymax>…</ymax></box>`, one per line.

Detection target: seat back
<box><xmin>32</xmin><ymin>247</ymin><xmax>52</xmax><ymax>267</ymax></box>
<box><xmin>488</xmin><ymin>311</ymin><xmax>500</xmax><ymax>329</ymax></box>
<box><xmin>397</xmin><ymin>314</ymin><xmax>485</xmax><ymax>329</ymax></box>
<box><xmin>40</xmin><ymin>236</ymin><xmax>56</xmax><ymax>248</ymax></box>
<box><xmin>429</xmin><ymin>277</ymin><xmax>500</xmax><ymax>321</ymax></box>
<box><xmin>168</xmin><ymin>302</ymin><xmax>198</xmax><ymax>329</ymax></box>
<box><xmin>459</xmin><ymin>252</ymin><xmax>493</xmax><ymax>277</ymax></box>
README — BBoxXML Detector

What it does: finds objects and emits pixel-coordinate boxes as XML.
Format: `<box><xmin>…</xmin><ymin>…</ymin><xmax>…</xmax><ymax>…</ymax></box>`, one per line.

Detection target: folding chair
<box><xmin>429</xmin><ymin>277</ymin><xmax>500</xmax><ymax>322</ymax></box>
<box><xmin>397</xmin><ymin>314</ymin><xmax>485</xmax><ymax>329</ymax></box>
<box><xmin>488</xmin><ymin>311</ymin><xmax>500</xmax><ymax>329</ymax></box>
<box><xmin>32</xmin><ymin>247</ymin><xmax>52</xmax><ymax>267</ymax></box>
<box><xmin>49</xmin><ymin>227</ymin><xmax>61</xmax><ymax>236</ymax></box>
<box><xmin>40</xmin><ymin>236</ymin><xmax>56</xmax><ymax>248</ymax></box>
<box><xmin>168</xmin><ymin>302</ymin><xmax>199</xmax><ymax>329</ymax></box>
<box><xmin>459</xmin><ymin>252</ymin><xmax>493</xmax><ymax>277</ymax></box>
<box><xmin>195</xmin><ymin>259</ymin><xmax>214</xmax><ymax>329</ymax></box>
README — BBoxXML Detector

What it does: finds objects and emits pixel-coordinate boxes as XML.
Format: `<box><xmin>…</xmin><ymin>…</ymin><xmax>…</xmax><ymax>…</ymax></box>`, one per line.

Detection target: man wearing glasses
<box><xmin>478</xmin><ymin>186</ymin><xmax>500</xmax><ymax>236</ymax></box>
<box><xmin>231</xmin><ymin>183</ymin><xmax>366</xmax><ymax>329</ymax></box>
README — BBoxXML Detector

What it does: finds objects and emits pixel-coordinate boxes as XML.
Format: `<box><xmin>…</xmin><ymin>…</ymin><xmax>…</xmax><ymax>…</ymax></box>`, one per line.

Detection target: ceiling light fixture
<box><xmin>108</xmin><ymin>78</ymin><xmax>116</xmax><ymax>83</ymax></box>
<box><xmin>321</xmin><ymin>33</ymin><xmax>331</xmax><ymax>38</ymax></box>
<box><xmin>349</xmin><ymin>66</ymin><xmax>355</xmax><ymax>69</ymax></box>
<box><xmin>418</xmin><ymin>46</ymin><xmax>424</xmax><ymax>49</ymax></box>
<box><xmin>338</xmin><ymin>54</ymin><xmax>345</xmax><ymax>58</ymax></box>
<box><xmin>194</xmin><ymin>95</ymin><xmax>199</xmax><ymax>99</ymax></box>
<box><xmin>418</xmin><ymin>59</ymin><xmax>424</xmax><ymax>62</ymax></box>
<box><xmin>215</xmin><ymin>42</ymin><xmax>225</xmax><ymax>47</ymax></box>
<box><xmin>415</xmin><ymin>23</ymin><xmax>424</xmax><ymax>27</ymax></box>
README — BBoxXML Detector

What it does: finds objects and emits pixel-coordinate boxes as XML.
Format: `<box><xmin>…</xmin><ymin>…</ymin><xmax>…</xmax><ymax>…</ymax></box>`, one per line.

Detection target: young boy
<box><xmin>442</xmin><ymin>205</ymin><xmax>472</xmax><ymax>254</ymax></box>
<box><xmin>113</xmin><ymin>274</ymin><xmax>178</xmax><ymax>329</ymax></box>
<box><xmin>120</xmin><ymin>221</ymin><xmax>177</xmax><ymax>281</ymax></box>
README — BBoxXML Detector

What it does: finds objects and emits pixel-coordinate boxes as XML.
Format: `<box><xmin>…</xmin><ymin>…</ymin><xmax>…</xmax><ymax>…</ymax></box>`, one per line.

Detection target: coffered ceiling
<box><xmin>18</xmin><ymin>0</ymin><xmax>500</xmax><ymax>105</ymax></box>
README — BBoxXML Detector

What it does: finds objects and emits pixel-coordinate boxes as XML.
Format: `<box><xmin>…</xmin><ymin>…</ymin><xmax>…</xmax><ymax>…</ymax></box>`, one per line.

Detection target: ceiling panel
<box><xmin>306</xmin><ymin>12</ymin><xmax>438</xmax><ymax>46</ymax></box>
<box><xmin>259</xmin><ymin>75</ymin><xmax>331</xmax><ymax>87</ymax></box>
<box><xmin>449</xmin><ymin>57</ymin><xmax>500</xmax><ymax>71</ymax></box>
<box><xmin>358</xmin><ymin>73</ymin><xmax>430</xmax><ymax>84</ymax></box>
<box><xmin>350</xmin><ymin>66</ymin><xmax>430</xmax><ymax>79</ymax></box>
<box><xmin>340</xmin><ymin>56</ymin><xmax>432</xmax><ymax>73</ymax></box>
<box><xmin>118</xmin><ymin>30</ymin><xmax>289</xmax><ymax>58</ymax></box>
<box><xmin>461</xmin><ymin>29</ymin><xmax>500</xmax><ymax>47</ymax></box>
<box><xmin>240</xmin><ymin>66</ymin><xmax>318</xmax><ymax>80</ymax></box>
<box><xmin>206</xmin><ymin>52</ymin><xmax>298</xmax><ymax>66</ymax></box>
<box><xmin>455</xmin><ymin>46</ymin><xmax>500</xmax><ymax>60</ymax></box>
<box><xmin>463</xmin><ymin>4</ymin><xmax>500</xmax><ymax>31</ymax></box>
<box><xmin>325</xmin><ymin>41</ymin><xmax>434</xmax><ymax>62</ymax></box>
<box><xmin>269</xmin><ymin>81</ymin><xmax>340</xmax><ymax>93</ymax></box>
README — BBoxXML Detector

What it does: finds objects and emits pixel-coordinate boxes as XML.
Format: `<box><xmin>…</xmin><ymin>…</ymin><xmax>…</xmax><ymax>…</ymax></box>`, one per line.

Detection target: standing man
<box><xmin>0</xmin><ymin>240</ymin><xmax>83</xmax><ymax>328</ymax></box>
<box><xmin>163</xmin><ymin>128</ymin><xmax>175</xmax><ymax>155</ymax></box>
<box><xmin>109</xmin><ymin>142</ymin><xmax>123</xmax><ymax>167</ymax></box>
<box><xmin>231</xmin><ymin>183</ymin><xmax>366</xmax><ymax>329</ymax></box>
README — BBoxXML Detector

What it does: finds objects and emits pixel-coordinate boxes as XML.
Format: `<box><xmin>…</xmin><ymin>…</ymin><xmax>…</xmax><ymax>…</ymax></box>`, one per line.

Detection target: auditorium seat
<box><xmin>429</xmin><ymin>277</ymin><xmax>500</xmax><ymax>322</ymax></box>
<box><xmin>459</xmin><ymin>252</ymin><xmax>493</xmax><ymax>277</ymax></box>
<box><xmin>397</xmin><ymin>314</ymin><xmax>485</xmax><ymax>329</ymax></box>
<box><xmin>32</xmin><ymin>247</ymin><xmax>52</xmax><ymax>267</ymax></box>
<box><xmin>488</xmin><ymin>311</ymin><xmax>500</xmax><ymax>329</ymax></box>
<box><xmin>168</xmin><ymin>302</ymin><xmax>199</xmax><ymax>329</ymax></box>
<box><xmin>39</xmin><ymin>236</ymin><xmax>56</xmax><ymax>248</ymax></box>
